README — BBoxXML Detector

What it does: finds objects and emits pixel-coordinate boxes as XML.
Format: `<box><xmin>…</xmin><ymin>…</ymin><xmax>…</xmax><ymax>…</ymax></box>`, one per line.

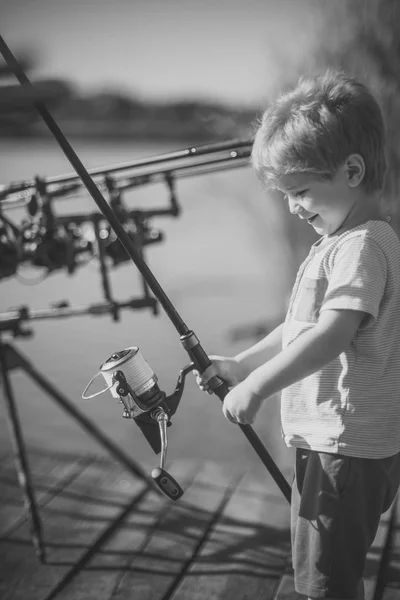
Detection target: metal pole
<box><xmin>0</xmin><ymin>342</ymin><xmax>46</xmax><ymax>562</ymax></box>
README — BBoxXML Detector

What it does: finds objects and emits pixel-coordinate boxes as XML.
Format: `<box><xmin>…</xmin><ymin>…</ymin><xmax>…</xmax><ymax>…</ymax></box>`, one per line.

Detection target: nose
<box><xmin>287</xmin><ymin>196</ymin><xmax>304</xmax><ymax>215</ymax></box>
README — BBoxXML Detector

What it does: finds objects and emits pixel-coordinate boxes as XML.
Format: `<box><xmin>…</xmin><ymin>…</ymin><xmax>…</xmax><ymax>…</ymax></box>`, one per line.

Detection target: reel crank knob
<box><xmin>151</xmin><ymin>467</ymin><xmax>184</xmax><ymax>500</ymax></box>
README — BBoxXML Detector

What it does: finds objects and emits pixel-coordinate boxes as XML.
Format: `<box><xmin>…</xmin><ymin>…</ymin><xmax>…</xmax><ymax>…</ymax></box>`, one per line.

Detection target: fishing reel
<box><xmin>100</xmin><ymin>219</ymin><xmax>163</xmax><ymax>267</ymax></box>
<box><xmin>0</xmin><ymin>219</ymin><xmax>19</xmax><ymax>280</ymax></box>
<box><xmin>83</xmin><ymin>347</ymin><xmax>195</xmax><ymax>500</ymax></box>
<box><xmin>20</xmin><ymin>220</ymin><xmax>93</xmax><ymax>273</ymax></box>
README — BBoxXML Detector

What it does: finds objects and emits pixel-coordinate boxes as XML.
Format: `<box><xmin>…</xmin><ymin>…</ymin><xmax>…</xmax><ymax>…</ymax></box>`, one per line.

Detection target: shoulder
<box><xmin>331</xmin><ymin>220</ymin><xmax>400</xmax><ymax>259</ymax></box>
<box><xmin>319</xmin><ymin>221</ymin><xmax>400</xmax><ymax>280</ymax></box>
<box><xmin>338</xmin><ymin>220</ymin><xmax>398</xmax><ymax>245</ymax></box>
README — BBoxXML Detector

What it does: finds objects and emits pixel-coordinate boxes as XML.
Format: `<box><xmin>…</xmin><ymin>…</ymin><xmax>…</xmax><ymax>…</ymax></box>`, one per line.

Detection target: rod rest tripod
<box><xmin>0</xmin><ymin>319</ymin><xmax>162</xmax><ymax>564</ymax></box>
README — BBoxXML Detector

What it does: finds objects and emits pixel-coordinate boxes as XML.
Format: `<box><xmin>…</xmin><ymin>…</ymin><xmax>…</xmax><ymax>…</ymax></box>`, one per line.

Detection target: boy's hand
<box><xmin>222</xmin><ymin>381</ymin><xmax>264</xmax><ymax>425</ymax></box>
<box><xmin>194</xmin><ymin>355</ymin><xmax>262</xmax><ymax>424</ymax></box>
<box><xmin>193</xmin><ymin>355</ymin><xmax>246</xmax><ymax>391</ymax></box>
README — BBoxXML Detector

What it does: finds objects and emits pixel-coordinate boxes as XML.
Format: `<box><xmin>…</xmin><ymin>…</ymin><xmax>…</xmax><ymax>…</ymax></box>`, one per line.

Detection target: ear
<box><xmin>345</xmin><ymin>154</ymin><xmax>365</xmax><ymax>187</ymax></box>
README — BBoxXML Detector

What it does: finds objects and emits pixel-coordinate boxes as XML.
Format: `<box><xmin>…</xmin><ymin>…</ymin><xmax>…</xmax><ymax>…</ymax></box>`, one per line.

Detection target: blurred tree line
<box><xmin>0</xmin><ymin>78</ymin><xmax>257</xmax><ymax>141</ymax></box>
<box><xmin>235</xmin><ymin>0</ymin><xmax>400</xmax><ymax>343</ymax></box>
<box><xmin>0</xmin><ymin>47</ymin><xmax>256</xmax><ymax>140</ymax></box>
<box><xmin>325</xmin><ymin>0</ymin><xmax>400</xmax><ymax>231</ymax></box>
<box><xmin>50</xmin><ymin>92</ymin><xmax>256</xmax><ymax>140</ymax></box>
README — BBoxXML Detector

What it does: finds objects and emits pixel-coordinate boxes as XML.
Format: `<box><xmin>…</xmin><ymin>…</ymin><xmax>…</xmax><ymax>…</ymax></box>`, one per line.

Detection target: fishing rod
<box><xmin>0</xmin><ymin>298</ymin><xmax>157</xmax><ymax>335</ymax></box>
<box><xmin>0</xmin><ymin>141</ymin><xmax>252</xmax><ymax>203</ymax></box>
<box><xmin>0</xmin><ymin>149</ymin><xmax>251</xmax><ymax>207</ymax></box>
<box><xmin>0</xmin><ymin>34</ymin><xmax>291</xmax><ymax>504</ymax></box>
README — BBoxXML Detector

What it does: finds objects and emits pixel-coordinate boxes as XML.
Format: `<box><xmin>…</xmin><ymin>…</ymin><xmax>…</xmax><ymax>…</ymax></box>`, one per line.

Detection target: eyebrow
<box><xmin>282</xmin><ymin>184</ymin><xmax>301</xmax><ymax>192</ymax></box>
<box><xmin>284</xmin><ymin>185</ymin><xmax>308</xmax><ymax>193</ymax></box>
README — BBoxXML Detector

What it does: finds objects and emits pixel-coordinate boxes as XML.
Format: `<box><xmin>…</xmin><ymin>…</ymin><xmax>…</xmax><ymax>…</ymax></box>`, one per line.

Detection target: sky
<box><xmin>0</xmin><ymin>0</ymin><xmax>339</xmax><ymax>107</ymax></box>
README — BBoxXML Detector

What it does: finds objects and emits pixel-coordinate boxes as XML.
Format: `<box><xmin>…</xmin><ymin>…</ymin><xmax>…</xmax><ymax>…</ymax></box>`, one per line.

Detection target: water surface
<box><xmin>0</xmin><ymin>138</ymin><xmax>295</xmax><ymax>480</ymax></box>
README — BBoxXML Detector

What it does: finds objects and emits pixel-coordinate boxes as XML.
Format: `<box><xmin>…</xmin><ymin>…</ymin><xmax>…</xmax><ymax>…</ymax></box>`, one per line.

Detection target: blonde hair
<box><xmin>252</xmin><ymin>69</ymin><xmax>386</xmax><ymax>193</ymax></box>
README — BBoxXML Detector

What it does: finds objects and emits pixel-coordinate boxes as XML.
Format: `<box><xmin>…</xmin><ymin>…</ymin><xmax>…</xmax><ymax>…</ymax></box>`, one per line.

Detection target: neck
<box><xmin>330</xmin><ymin>192</ymin><xmax>385</xmax><ymax>237</ymax></box>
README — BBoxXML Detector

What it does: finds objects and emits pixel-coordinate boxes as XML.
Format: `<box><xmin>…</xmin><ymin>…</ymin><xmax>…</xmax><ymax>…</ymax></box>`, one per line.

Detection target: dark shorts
<box><xmin>291</xmin><ymin>448</ymin><xmax>400</xmax><ymax>598</ymax></box>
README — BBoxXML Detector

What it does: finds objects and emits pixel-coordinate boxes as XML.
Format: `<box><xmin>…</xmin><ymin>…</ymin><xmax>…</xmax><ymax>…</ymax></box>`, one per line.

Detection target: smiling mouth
<box><xmin>307</xmin><ymin>215</ymin><xmax>318</xmax><ymax>224</ymax></box>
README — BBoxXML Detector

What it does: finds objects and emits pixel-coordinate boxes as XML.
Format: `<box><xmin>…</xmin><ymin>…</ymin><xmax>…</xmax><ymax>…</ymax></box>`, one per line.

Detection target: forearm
<box><xmin>243</xmin><ymin>318</ymin><xmax>354</xmax><ymax>401</ymax></box>
<box><xmin>234</xmin><ymin>322</ymin><xmax>284</xmax><ymax>378</ymax></box>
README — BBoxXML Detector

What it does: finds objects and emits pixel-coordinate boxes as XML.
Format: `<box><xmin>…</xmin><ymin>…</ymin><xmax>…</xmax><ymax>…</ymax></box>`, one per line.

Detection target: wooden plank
<box><xmin>383</xmin><ymin>589</ymin><xmax>400</xmax><ymax>600</ymax></box>
<box><xmin>272</xmin><ymin>571</ymin><xmax>296</xmax><ymax>600</ymax></box>
<box><xmin>0</xmin><ymin>449</ymin><xmax>88</xmax><ymax>536</ymax></box>
<box><xmin>0</xmin><ymin>456</ymin><xmax>152</xmax><ymax>600</ymax></box>
<box><xmin>382</xmin><ymin>493</ymin><xmax>400</xmax><ymax>600</ymax></box>
<box><xmin>0</xmin><ymin>450</ymin><xmax>12</xmax><ymax>470</ymax></box>
<box><xmin>273</xmin><ymin>501</ymin><xmax>397</xmax><ymax>600</ymax></box>
<box><xmin>364</xmin><ymin>503</ymin><xmax>396</xmax><ymax>600</ymax></box>
<box><xmin>42</xmin><ymin>458</ymin><xmax>205</xmax><ymax>600</ymax></box>
<box><xmin>170</xmin><ymin>469</ymin><xmax>291</xmax><ymax>600</ymax></box>
<box><xmin>99</xmin><ymin>461</ymin><xmax>244</xmax><ymax>600</ymax></box>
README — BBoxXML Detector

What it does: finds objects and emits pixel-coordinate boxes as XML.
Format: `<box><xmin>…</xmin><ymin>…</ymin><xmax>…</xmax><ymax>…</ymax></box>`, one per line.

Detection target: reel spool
<box><xmin>83</xmin><ymin>346</ymin><xmax>194</xmax><ymax>500</ymax></box>
<box><xmin>99</xmin><ymin>347</ymin><xmax>164</xmax><ymax>415</ymax></box>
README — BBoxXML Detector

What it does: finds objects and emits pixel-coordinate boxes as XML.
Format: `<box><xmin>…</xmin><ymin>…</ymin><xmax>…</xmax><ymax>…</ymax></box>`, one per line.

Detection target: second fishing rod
<box><xmin>0</xmin><ymin>33</ymin><xmax>291</xmax><ymax>504</ymax></box>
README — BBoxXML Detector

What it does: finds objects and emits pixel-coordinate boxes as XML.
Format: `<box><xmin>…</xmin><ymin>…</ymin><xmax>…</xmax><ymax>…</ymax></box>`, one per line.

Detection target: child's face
<box><xmin>276</xmin><ymin>169</ymin><xmax>357</xmax><ymax>236</ymax></box>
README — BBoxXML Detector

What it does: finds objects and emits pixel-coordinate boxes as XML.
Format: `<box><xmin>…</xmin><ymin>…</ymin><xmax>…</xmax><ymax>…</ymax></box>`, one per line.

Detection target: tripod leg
<box><xmin>6</xmin><ymin>343</ymin><xmax>158</xmax><ymax>490</ymax></box>
<box><xmin>0</xmin><ymin>346</ymin><xmax>46</xmax><ymax>563</ymax></box>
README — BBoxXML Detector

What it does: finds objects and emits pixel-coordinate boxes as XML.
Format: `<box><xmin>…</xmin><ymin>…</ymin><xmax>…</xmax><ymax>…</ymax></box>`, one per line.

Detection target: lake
<box><xmin>0</xmin><ymin>137</ymin><xmax>298</xmax><ymax>483</ymax></box>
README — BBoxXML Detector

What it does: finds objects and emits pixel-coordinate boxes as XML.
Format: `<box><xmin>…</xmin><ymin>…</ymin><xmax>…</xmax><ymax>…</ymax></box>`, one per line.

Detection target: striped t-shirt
<box><xmin>281</xmin><ymin>220</ymin><xmax>400</xmax><ymax>458</ymax></box>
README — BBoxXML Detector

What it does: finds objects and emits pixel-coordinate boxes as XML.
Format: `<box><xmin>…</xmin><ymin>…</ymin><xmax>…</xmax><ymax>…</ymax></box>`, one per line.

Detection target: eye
<box><xmin>295</xmin><ymin>189</ymin><xmax>308</xmax><ymax>198</ymax></box>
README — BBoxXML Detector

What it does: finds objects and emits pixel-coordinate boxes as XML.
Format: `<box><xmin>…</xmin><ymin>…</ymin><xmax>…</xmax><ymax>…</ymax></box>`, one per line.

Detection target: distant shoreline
<box><xmin>0</xmin><ymin>118</ymin><xmax>254</xmax><ymax>142</ymax></box>
<box><xmin>0</xmin><ymin>85</ymin><xmax>259</xmax><ymax>141</ymax></box>
<box><xmin>0</xmin><ymin>124</ymin><xmax>233</xmax><ymax>141</ymax></box>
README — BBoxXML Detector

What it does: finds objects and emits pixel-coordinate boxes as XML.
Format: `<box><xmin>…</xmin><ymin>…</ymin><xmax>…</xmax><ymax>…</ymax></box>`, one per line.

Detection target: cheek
<box><xmin>304</xmin><ymin>200</ymin><xmax>321</xmax><ymax>213</ymax></box>
<box><xmin>316</xmin><ymin>198</ymin><xmax>340</xmax><ymax>216</ymax></box>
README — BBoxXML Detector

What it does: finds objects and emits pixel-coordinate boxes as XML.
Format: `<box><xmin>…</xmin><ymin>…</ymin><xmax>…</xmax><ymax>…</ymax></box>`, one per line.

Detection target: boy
<box><xmin>196</xmin><ymin>70</ymin><xmax>400</xmax><ymax>599</ymax></box>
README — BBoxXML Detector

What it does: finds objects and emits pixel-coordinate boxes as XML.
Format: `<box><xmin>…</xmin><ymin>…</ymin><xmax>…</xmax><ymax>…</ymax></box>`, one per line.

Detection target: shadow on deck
<box><xmin>0</xmin><ymin>447</ymin><xmax>397</xmax><ymax>600</ymax></box>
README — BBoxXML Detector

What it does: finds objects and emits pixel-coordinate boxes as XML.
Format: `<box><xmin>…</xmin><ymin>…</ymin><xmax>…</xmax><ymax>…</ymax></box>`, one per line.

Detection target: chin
<box><xmin>312</xmin><ymin>221</ymin><xmax>338</xmax><ymax>236</ymax></box>
<box><xmin>312</xmin><ymin>224</ymin><xmax>326</xmax><ymax>236</ymax></box>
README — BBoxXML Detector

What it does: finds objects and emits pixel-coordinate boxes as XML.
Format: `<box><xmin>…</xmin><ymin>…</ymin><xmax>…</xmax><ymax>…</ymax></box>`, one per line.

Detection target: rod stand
<box><xmin>0</xmin><ymin>325</ymin><xmax>162</xmax><ymax>563</ymax></box>
<box><xmin>0</xmin><ymin>338</ymin><xmax>45</xmax><ymax>563</ymax></box>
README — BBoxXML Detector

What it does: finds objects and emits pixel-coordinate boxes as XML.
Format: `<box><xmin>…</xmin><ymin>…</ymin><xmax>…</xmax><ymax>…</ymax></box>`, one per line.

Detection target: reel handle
<box><xmin>151</xmin><ymin>467</ymin><xmax>184</xmax><ymax>500</ymax></box>
<box><xmin>150</xmin><ymin>408</ymin><xmax>184</xmax><ymax>500</ymax></box>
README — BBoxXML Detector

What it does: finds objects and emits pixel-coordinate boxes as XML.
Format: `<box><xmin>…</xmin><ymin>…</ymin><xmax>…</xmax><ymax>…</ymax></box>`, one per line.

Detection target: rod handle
<box><xmin>181</xmin><ymin>333</ymin><xmax>229</xmax><ymax>399</ymax></box>
<box><xmin>208</xmin><ymin>375</ymin><xmax>229</xmax><ymax>399</ymax></box>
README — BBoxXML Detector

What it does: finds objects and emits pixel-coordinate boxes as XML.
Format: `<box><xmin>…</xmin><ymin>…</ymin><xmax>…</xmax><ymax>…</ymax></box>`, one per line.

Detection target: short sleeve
<box><xmin>321</xmin><ymin>235</ymin><xmax>387</xmax><ymax>328</ymax></box>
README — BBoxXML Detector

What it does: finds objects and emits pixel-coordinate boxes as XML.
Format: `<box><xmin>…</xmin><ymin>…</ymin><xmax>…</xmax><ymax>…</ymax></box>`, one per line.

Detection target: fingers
<box><xmin>222</xmin><ymin>404</ymin><xmax>238</xmax><ymax>424</ymax></box>
<box><xmin>193</xmin><ymin>367</ymin><xmax>256</xmax><ymax>425</ymax></box>
<box><xmin>193</xmin><ymin>370</ymin><xmax>209</xmax><ymax>393</ymax></box>
<box><xmin>223</xmin><ymin>412</ymin><xmax>254</xmax><ymax>425</ymax></box>
<box><xmin>193</xmin><ymin>364</ymin><xmax>218</xmax><ymax>394</ymax></box>
<box><xmin>222</xmin><ymin>402</ymin><xmax>256</xmax><ymax>426</ymax></box>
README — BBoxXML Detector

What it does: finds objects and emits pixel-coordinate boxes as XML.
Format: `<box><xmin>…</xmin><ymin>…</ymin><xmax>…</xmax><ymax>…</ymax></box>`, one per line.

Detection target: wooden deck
<box><xmin>0</xmin><ymin>447</ymin><xmax>398</xmax><ymax>600</ymax></box>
